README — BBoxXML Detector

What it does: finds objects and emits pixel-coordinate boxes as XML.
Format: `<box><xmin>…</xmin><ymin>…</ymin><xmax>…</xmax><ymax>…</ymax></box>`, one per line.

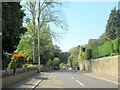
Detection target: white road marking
<box><xmin>75</xmin><ymin>80</ymin><xmax>84</xmax><ymax>86</ymax></box>
<box><xmin>71</xmin><ymin>77</ymin><xmax>75</xmax><ymax>79</ymax></box>
<box><xmin>71</xmin><ymin>76</ymin><xmax>84</xmax><ymax>86</ymax></box>
<box><xmin>84</xmin><ymin>73</ymin><xmax>118</xmax><ymax>85</ymax></box>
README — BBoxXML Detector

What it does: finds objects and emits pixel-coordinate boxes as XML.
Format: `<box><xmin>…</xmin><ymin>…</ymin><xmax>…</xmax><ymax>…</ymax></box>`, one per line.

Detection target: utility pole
<box><xmin>38</xmin><ymin>27</ymin><xmax>41</xmax><ymax>73</ymax></box>
<box><xmin>38</xmin><ymin>1</ymin><xmax>41</xmax><ymax>73</ymax></box>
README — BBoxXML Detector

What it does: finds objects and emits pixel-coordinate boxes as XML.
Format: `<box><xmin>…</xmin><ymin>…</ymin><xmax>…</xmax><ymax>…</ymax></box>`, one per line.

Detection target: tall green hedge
<box><xmin>91</xmin><ymin>38</ymin><xmax>120</xmax><ymax>59</ymax></box>
<box><xmin>112</xmin><ymin>38</ymin><xmax>119</xmax><ymax>53</ymax></box>
<box><xmin>91</xmin><ymin>47</ymin><xmax>99</xmax><ymax>59</ymax></box>
<box><xmin>98</xmin><ymin>40</ymin><xmax>113</xmax><ymax>57</ymax></box>
<box><xmin>85</xmin><ymin>49</ymin><xmax>92</xmax><ymax>60</ymax></box>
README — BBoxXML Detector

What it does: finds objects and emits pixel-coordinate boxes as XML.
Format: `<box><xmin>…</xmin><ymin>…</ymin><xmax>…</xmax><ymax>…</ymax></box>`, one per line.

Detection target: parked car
<box><xmin>67</xmin><ymin>67</ymin><xmax>72</xmax><ymax>70</ymax></box>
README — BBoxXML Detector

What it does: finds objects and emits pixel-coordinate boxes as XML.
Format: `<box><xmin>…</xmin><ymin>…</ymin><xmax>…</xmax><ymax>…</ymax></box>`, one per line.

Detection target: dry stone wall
<box><xmin>78</xmin><ymin>55</ymin><xmax>119</xmax><ymax>77</ymax></box>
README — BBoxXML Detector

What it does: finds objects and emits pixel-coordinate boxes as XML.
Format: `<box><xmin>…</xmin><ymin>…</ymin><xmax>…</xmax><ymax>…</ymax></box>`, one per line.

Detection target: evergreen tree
<box><xmin>2</xmin><ymin>2</ymin><xmax>27</xmax><ymax>53</ymax></box>
<box><xmin>106</xmin><ymin>7</ymin><xmax>120</xmax><ymax>40</ymax></box>
<box><xmin>2</xmin><ymin>2</ymin><xmax>27</xmax><ymax>69</ymax></box>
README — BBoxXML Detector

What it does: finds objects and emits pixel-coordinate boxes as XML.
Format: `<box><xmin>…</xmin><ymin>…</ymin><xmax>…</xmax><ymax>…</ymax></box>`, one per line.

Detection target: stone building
<box><xmin>78</xmin><ymin>39</ymin><xmax>98</xmax><ymax>61</ymax></box>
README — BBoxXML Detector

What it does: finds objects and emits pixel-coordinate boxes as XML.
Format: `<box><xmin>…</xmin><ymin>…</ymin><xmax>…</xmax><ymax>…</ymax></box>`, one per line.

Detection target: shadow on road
<box><xmin>34</xmin><ymin>77</ymin><xmax>48</xmax><ymax>80</ymax></box>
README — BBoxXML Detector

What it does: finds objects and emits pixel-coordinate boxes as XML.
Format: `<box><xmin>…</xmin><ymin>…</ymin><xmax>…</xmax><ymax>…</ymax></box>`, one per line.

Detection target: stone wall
<box><xmin>2</xmin><ymin>65</ymin><xmax>53</xmax><ymax>88</ymax></box>
<box><xmin>2</xmin><ymin>69</ymin><xmax>37</xmax><ymax>88</ymax></box>
<box><xmin>40</xmin><ymin>65</ymin><xmax>53</xmax><ymax>72</ymax></box>
<box><xmin>78</xmin><ymin>55</ymin><xmax>119</xmax><ymax>77</ymax></box>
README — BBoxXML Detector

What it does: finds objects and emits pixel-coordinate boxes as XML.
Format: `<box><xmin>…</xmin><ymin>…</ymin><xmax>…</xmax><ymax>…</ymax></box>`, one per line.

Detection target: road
<box><xmin>35</xmin><ymin>70</ymin><xmax>118</xmax><ymax>88</ymax></box>
<box><xmin>7</xmin><ymin>69</ymin><xmax>118</xmax><ymax>89</ymax></box>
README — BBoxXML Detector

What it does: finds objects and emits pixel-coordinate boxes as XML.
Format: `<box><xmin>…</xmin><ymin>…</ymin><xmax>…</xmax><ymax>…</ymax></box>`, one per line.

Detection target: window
<box><xmin>83</xmin><ymin>48</ymin><xmax>86</xmax><ymax>52</ymax></box>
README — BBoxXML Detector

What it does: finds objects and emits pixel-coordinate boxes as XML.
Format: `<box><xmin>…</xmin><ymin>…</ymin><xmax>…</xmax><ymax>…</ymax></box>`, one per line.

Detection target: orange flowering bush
<box><xmin>11</xmin><ymin>53</ymin><xmax>27</xmax><ymax>68</ymax></box>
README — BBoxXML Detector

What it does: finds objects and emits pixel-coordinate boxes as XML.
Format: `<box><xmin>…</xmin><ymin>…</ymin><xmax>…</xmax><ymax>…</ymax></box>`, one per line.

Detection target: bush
<box><xmin>46</xmin><ymin>59</ymin><xmax>53</xmax><ymax>66</ymax></box>
<box><xmin>91</xmin><ymin>47</ymin><xmax>99</xmax><ymax>59</ymax></box>
<box><xmin>2</xmin><ymin>52</ymin><xmax>13</xmax><ymax>70</ymax></box>
<box><xmin>26</xmin><ymin>64</ymin><xmax>38</xmax><ymax>68</ymax></box>
<box><xmin>7</xmin><ymin>59</ymin><xmax>17</xmax><ymax>75</ymax></box>
<box><xmin>110</xmin><ymin>53</ymin><xmax>119</xmax><ymax>56</ymax></box>
<box><xmin>112</xmin><ymin>38</ymin><xmax>120</xmax><ymax>53</ymax></box>
<box><xmin>53</xmin><ymin>58</ymin><xmax>60</xmax><ymax>66</ymax></box>
<box><xmin>85</xmin><ymin>49</ymin><xmax>91</xmax><ymax>60</ymax></box>
<box><xmin>59</xmin><ymin>63</ymin><xmax>64</xmax><ymax>69</ymax></box>
<box><xmin>79</xmin><ymin>51</ymin><xmax>86</xmax><ymax>60</ymax></box>
<box><xmin>11</xmin><ymin>53</ymin><xmax>27</xmax><ymax>68</ymax></box>
<box><xmin>67</xmin><ymin>56</ymin><xmax>74</xmax><ymax>66</ymax></box>
<box><xmin>91</xmin><ymin>38</ymin><xmax>120</xmax><ymax>59</ymax></box>
<box><xmin>98</xmin><ymin>40</ymin><xmax>113</xmax><ymax>57</ymax></box>
<box><xmin>7</xmin><ymin>59</ymin><xmax>17</xmax><ymax>70</ymax></box>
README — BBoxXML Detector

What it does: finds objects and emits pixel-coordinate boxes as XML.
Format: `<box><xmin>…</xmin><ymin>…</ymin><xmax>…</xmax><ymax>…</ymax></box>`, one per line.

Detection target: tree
<box><xmin>2</xmin><ymin>2</ymin><xmax>27</xmax><ymax>69</ymax></box>
<box><xmin>57</xmin><ymin>52</ymin><xmax>70</xmax><ymax>64</ymax></box>
<box><xmin>53</xmin><ymin>45</ymin><xmax>62</xmax><ymax>57</ymax></box>
<box><xmin>40</xmin><ymin>28</ymin><xmax>54</xmax><ymax>64</ymax></box>
<box><xmin>21</xmin><ymin>0</ymin><xmax>67</xmax><ymax>63</ymax></box>
<box><xmin>16</xmin><ymin>32</ymin><xmax>33</xmax><ymax>60</ymax></box>
<box><xmin>68</xmin><ymin>46</ymin><xmax>79</xmax><ymax>67</ymax></box>
<box><xmin>67</xmin><ymin>55</ymin><xmax>74</xmax><ymax>66</ymax></box>
<box><xmin>105</xmin><ymin>7</ymin><xmax>120</xmax><ymax>40</ymax></box>
<box><xmin>16</xmin><ymin>28</ymin><xmax>54</xmax><ymax>64</ymax></box>
<box><xmin>46</xmin><ymin>59</ymin><xmax>53</xmax><ymax>66</ymax></box>
<box><xmin>53</xmin><ymin>57</ymin><xmax>60</xmax><ymax>66</ymax></box>
<box><xmin>91</xmin><ymin>7</ymin><xmax>120</xmax><ymax>52</ymax></box>
<box><xmin>2</xmin><ymin>2</ymin><xmax>27</xmax><ymax>53</ymax></box>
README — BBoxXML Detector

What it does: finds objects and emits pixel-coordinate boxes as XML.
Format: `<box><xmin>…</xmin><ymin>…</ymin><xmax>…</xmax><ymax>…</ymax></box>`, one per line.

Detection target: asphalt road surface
<box><xmin>35</xmin><ymin>70</ymin><xmax>118</xmax><ymax>88</ymax></box>
<box><xmin>7</xmin><ymin>69</ymin><xmax>118</xmax><ymax>89</ymax></box>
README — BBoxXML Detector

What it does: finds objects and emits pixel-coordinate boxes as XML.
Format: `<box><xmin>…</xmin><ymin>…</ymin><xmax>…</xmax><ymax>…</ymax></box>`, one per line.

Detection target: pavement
<box><xmin>6</xmin><ymin>72</ymin><xmax>50</xmax><ymax>88</ymax></box>
<box><xmin>4</xmin><ymin>69</ymin><xmax>118</xmax><ymax>89</ymax></box>
<box><xmin>77</xmin><ymin>71</ymin><xmax>118</xmax><ymax>84</ymax></box>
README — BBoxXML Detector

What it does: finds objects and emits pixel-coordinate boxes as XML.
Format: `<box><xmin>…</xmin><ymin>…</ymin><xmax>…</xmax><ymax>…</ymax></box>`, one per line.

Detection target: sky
<box><xmin>54</xmin><ymin>2</ymin><xmax>119</xmax><ymax>52</ymax></box>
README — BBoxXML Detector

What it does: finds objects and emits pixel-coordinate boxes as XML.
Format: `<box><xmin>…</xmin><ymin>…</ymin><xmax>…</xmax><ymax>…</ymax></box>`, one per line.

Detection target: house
<box><xmin>78</xmin><ymin>39</ymin><xmax>98</xmax><ymax>61</ymax></box>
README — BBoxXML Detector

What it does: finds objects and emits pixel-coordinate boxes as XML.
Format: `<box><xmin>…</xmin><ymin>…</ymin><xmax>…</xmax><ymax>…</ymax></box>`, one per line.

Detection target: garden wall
<box><xmin>78</xmin><ymin>55</ymin><xmax>119</xmax><ymax>77</ymax></box>
<box><xmin>2</xmin><ymin>69</ymin><xmax>37</xmax><ymax>88</ymax></box>
<box><xmin>2</xmin><ymin>65</ymin><xmax>53</xmax><ymax>88</ymax></box>
<box><xmin>40</xmin><ymin>65</ymin><xmax>53</xmax><ymax>72</ymax></box>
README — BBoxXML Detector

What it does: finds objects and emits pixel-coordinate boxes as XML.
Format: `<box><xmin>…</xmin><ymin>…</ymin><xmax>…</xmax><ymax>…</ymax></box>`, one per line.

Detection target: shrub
<box><xmin>98</xmin><ymin>40</ymin><xmax>113</xmax><ymax>57</ymax></box>
<box><xmin>27</xmin><ymin>64</ymin><xmax>38</xmax><ymax>68</ymax></box>
<box><xmin>11</xmin><ymin>53</ymin><xmax>27</xmax><ymax>68</ymax></box>
<box><xmin>67</xmin><ymin>56</ymin><xmax>74</xmax><ymax>66</ymax></box>
<box><xmin>7</xmin><ymin>59</ymin><xmax>17</xmax><ymax>70</ymax></box>
<box><xmin>46</xmin><ymin>59</ymin><xmax>53</xmax><ymax>66</ymax></box>
<box><xmin>7</xmin><ymin>59</ymin><xmax>17</xmax><ymax>75</ymax></box>
<box><xmin>91</xmin><ymin>47</ymin><xmax>99</xmax><ymax>59</ymax></box>
<box><xmin>79</xmin><ymin>51</ymin><xmax>86</xmax><ymax>60</ymax></box>
<box><xmin>2</xmin><ymin>52</ymin><xmax>13</xmax><ymax>70</ymax></box>
<box><xmin>53</xmin><ymin>58</ymin><xmax>60</xmax><ymax>66</ymax></box>
<box><xmin>85</xmin><ymin>49</ymin><xmax>91</xmax><ymax>60</ymax></box>
<box><xmin>110</xmin><ymin>53</ymin><xmax>119</xmax><ymax>56</ymax></box>
<box><xmin>81</xmin><ymin>60</ymin><xmax>85</xmax><ymax>61</ymax></box>
<box><xmin>59</xmin><ymin>63</ymin><xmax>64</xmax><ymax>69</ymax></box>
<box><xmin>112</xmin><ymin>38</ymin><xmax>120</xmax><ymax>53</ymax></box>
<box><xmin>91</xmin><ymin>38</ymin><xmax>120</xmax><ymax>59</ymax></box>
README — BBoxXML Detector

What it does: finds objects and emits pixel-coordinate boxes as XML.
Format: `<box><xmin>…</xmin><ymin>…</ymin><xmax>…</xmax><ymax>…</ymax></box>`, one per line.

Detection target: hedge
<box><xmin>91</xmin><ymin>38</ymin><xmax>120</xmax><ymax>59</ymax></box>
<box><xmin>85</xmin><ymin>49</ymin><xmax>92</xmax><ymax>60</ymax></box>
<box><xmin>91</xmin><ymin>47</ymin><xmax>99</xmax><ymax>59</ymax></box>
<box><xmin>112</xmin><ymin>38</ymin><xmax>119</xmax><ymax>53</ymax></box>
<box><xmin>98</xmin><ymin>40</ymin><xmax>113</xmax><ymax>57</ymax></box>
<box><xmin>79</xmin><ymin>51</ymin><xmax>86</xmax><ymax>60</ymax></box>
